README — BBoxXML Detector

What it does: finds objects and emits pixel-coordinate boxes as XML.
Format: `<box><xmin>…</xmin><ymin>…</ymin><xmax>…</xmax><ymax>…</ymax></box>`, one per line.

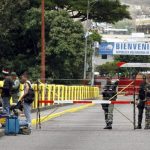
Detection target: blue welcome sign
<box><xmin>99</xmin><ymin>42</ymin><xmax>150</xmax><ymax>55</ymax></box>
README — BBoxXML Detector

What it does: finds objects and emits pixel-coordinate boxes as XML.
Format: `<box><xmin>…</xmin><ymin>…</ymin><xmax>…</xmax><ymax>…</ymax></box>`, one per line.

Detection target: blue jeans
<box><xmin>23</xmin><ymin>102</ymin><xmax>31</xmax><ymax>127</ymax></box>
<box><xmin>2</xmin><ymin>97</ymin><xmax>11</xmax><ymax>115</ymax></box>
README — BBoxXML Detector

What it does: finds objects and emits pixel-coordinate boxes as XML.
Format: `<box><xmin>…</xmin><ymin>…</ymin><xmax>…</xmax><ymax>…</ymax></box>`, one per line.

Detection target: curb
<box><xmin>32</xmin><ymin>104</ymin><xmax>94</xmax><ymax>125</ymax></box>
<box><xmin>31</xmin><ymin>103</ymin><xmax>72</xmax><ymax>113</ymax></box>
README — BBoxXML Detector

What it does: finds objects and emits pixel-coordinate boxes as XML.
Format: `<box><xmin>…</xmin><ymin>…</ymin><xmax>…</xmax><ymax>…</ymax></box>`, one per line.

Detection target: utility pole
<box><xmin>84</xmin><ymin>0</ymin><xmax>98</xmax><ymax>79</ymax></box>
<box><xmin>41</xmin><ymin>0</ymin><xmax>46</xmax><ymax>83</ymax></box>
<box><xmin>91</xmin><ymin>41</ymin><xmax>99</xmax><ymax>86</ymax></box>
<box><xmin>84</xmin><ymin>0</ymin><xmax>90</xmax><ymax>80</ymax></box>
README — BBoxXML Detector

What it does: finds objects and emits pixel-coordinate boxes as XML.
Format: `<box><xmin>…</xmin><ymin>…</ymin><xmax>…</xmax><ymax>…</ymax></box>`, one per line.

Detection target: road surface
<box><xmin>0</xmin><ymin>97</ymin><xmax>150</xmax><ymax>150</ymax></box>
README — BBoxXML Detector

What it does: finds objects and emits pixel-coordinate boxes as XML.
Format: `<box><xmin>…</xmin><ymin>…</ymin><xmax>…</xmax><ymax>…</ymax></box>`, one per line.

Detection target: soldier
<box><xmin>1</xmin><ymin>69</ymin><xmax>13</xmax><ymax>114</ymax></box>
<box><xmin>136</xmin><ymin>76</ymin><xmax>146</xmax><ymax>129</ymax></box>
<box><xmin>102</xmin><ymin>77</ymin><xmax>118</xmax><ymax>129</ymax></box>
<box><xmin>145</xmin><ymin>74</ymin><xmax>150</xmax><ymax>129</ymax></box>
<box><xmin>11</xmin><ymin>72</ymin><xmax>20</xmax><ymax>103</ymax></box>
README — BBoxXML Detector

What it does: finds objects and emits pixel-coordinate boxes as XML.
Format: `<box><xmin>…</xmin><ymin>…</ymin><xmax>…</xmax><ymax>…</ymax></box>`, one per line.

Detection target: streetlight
<box><xmin>41</xmin><ymin>0</ymin><xmax>46</xmax><ymax>83</ymax></box>
<box><xmin>84</xmin><ymin>0</ymin><xmax>98</xmax><ymax>79</ymax></box>
<box><xmin>91</xmin><ymin>41</ymin><xmax>99</xmax><ymax>86</ymax></box>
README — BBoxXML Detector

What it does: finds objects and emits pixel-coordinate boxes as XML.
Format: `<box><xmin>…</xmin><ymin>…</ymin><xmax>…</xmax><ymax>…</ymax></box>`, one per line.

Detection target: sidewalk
<box><xmin>0</xmin><ymin>129</ymin><xmax>4</xmax><ymax>137</ymax></box>
<box><xmin>0</xmin><ymin>103</ymin><xmax>89</xmax><ymax>137</ymax></box>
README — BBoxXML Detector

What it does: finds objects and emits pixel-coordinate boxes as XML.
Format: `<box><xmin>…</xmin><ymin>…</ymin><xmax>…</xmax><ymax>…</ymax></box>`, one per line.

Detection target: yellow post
<box><xmin>47</xmin><ymin>85</ymin><xmax>51</xmax><ymax>106</ymax></box>
<box><xmin>89</xmin><ymin>87</ymin><xmax>91</xmax><ymax>99</ymax></box>
<box><xmin>52</xmin><ymin>85</ymin><xmax>56</xmax><ymax>101</ymax></box>
<box><xmin>56</xmin><ymin>85</ymin><xmax>60</xmax><ymax>100</ymax></box>
<box><xmin>82</xmin><ymin>86</ymin><xmax>85</xmax><ymax>99</ymax></box>
<box><xmin>81</xmin><ymin>86</ymin><xmax>84</xmax><ymax>99</ymax></box>
<box><xmin>33</xmin><ymin>84</ymin><xmax>38</xmax><ymax>109</ymax></box>
<box><xmin>41</xmin><ymin>84</ymin><xmax>45</xmax><ymax>107</ymax></box>
<box><xmin>76</xmin><ymin>86</ymin><xmax>78</xmax><ymax>100</ymax></box>
<box><xmin>64</xmin><ymin>86</ymin><xmax>68</xmax><ymax>100</ymax></box>
<box><xmin>79</xmin><ymin>86</ymin><xmax>82</xmax><ymax>100</ymax></box>
<box><xmin>74</xmin><ymin>86</ymin><xmax>77</xmax><ymax>100</ymax></box>
<box><xmin>77</xmin><ymin>86</ymin><xmax>79</xmax><ymax>100</ymax></box>
<box><xmin>71</xmin><ymin>86</ymin><xmax>74</xmax><ymax>100</ymax></box>
<box><xmin>61</xmin><ymin>85</ymin><xmax>64</xmax><ymax>100</ymax></box>
<box><xmin>85</xmin><ymin>86</ymin><xmax>87</xmax><ymax>99</ymax></box>
<box><xmin>68</xmin><ymin>86</ymin><xmax>71</xmax><ymax>100</ymax></box>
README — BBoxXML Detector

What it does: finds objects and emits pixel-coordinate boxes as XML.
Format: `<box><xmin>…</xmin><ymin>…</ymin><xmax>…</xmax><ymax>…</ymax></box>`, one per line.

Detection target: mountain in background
<box><xmin>121</xmin><ymin>0</ymin><xmax>150</xmax><ymax>5</ymax></box>
<box><xmin>121</xmin><ymin>0</ymin><xmax>150</xmax><ymax>19</ymax></box>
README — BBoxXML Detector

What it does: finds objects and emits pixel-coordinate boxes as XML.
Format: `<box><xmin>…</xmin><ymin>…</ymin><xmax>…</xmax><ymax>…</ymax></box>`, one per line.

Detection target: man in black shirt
<box><xmin>1</xmin><ymin>70</ymin><xmax>13</xmax><ymax>114</ymax></box>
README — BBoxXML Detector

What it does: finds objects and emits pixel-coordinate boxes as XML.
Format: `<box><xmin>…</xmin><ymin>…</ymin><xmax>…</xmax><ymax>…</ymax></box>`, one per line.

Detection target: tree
<box><xmin>31</xmin><ymin>0</ymin><xmax>131</xmax><ymax>23</ymax></box>
<box><xmin>24</xmin><ymin>9</ymin><xmax>87</xmax><ymax>80</ymax></box>
<box><xmin>0</xmin><ymin>0</ymin><xmax>30</xmax><ymax>72</ymax></box>
<box><xmin>96</xmin><ymin>61</ymin><xmax>118</xmax><ymax>76</ymax></box>
<box><xmin>115</xmin><ymin>55</ymin><xmax>150</xmax><ymax>63</ymax></box>
<box><xmin>113</xmin><ymin>19</ymin><xmax>135</xmax><ymax>33</ymax></box>
<box><xmin>0</xmin><ymin>0</ymin><xmax>131</xmax><ymax>81</ymax></box>
<box><xmin>90</xmin><ymin>31</ymin><xmax>102</xmax><ymax>43</ymax></box>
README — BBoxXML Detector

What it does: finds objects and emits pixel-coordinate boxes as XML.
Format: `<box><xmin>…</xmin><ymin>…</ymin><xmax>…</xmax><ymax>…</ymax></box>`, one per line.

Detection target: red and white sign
<box><xmin>117</xmin><ymin>62</ymin><xmax>150</xmax><ymax>68</ymax></box>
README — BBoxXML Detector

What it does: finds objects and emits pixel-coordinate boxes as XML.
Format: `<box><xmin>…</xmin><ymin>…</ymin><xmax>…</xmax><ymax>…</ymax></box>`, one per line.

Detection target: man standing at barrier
<box><xmin>145</xmin><ymin>75</ymin><xmax>150</xmax><ymax>129</ymax></box>
<box><xmin>102</xmin><ymin>77</ymin><xmax>118</xmax><ymax>129</ymax></box>
<box><xmin>136</xmin><ymin>75</ymin><xmax>146</xmax><ymax>129</ymax></box>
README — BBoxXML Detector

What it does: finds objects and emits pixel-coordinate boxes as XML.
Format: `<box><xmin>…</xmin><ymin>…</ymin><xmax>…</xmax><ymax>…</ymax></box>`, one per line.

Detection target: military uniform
<box><xmin>102</xmin><ymin>81</ymin><xmax>118</xmax><ymax>129</ymax></box>
<box><xmin>136</xmin><ymin>81</ymin><xmax>146</xmax><ymax>129</ymax></box>
<box><xmin>11</xmin><ymin>77</ymin><xmax>20</xmax><ymax>103</ymax></box>
<box><xmin>145</xmin><ymin>83</ymin><xmax>150</xmax><ymax>129</ymax></box>
<box><xmin>1</xmin><ymin>76</ymin><xmax>13</xmax><ymax>114</ymax></box>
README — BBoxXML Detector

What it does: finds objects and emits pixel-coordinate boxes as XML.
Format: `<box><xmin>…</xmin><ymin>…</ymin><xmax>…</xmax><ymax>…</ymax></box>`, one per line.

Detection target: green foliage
<box><xmin>96</xmin><ymin>61</ymin><xmax>118</xmax><ymax>76</ymax></box>
<box><xmin>113</xmin><ymin>19</ymin><xmax>135</xmax><ymax>33</ymax></box>
<box><xmin>115</xmin><ymin>55</ymin><xmax>150</xmax><ymax>63</ymax></box>
<box><xmin>0</xmin><ymin>0</ymin><xmax>31</xmax><ymax>71</ymax></box>
<box><xmin>114</xmin><ymin>55</ymin><xmax>150</xmax><ymax>76</ymax></box>
<box><xmin>30</xmin><ymin>0</ymin><xmax>131</xmax><ymax>23</ymax></box>
<box><xmin>0</xmin><ymin>0</ymin><xmax>131</xmax><ymax>81</ymax></box>
<box><xmin>87</xmin><ymin>0</ymin><xmax>131</xmax><ymax>23</ymax></box>
<box><xmin>24</xmin><ymin>9</ymin><xmax>86</xmax><ymax>79</ymax></box>
<box><xmin>90</xmin><ymin>31</ymin><xmax>102</xmax><ymax>42</ymax></box>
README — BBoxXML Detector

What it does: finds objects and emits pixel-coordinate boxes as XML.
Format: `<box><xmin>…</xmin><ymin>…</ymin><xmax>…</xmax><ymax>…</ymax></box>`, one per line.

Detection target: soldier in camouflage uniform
<box><xmin>102</xmin><ymin>77</ymin><xmax>118</xmax><ymax>129</ymax></box>
<box><xmin>145</xmin><ymin>75</ymin><xmax>150</xmax><ymax>129</ymax></box>
<box><xmin>136</xmin><ymin>76</ymin><xmax>146</xmax><ymax>129</ymax></box>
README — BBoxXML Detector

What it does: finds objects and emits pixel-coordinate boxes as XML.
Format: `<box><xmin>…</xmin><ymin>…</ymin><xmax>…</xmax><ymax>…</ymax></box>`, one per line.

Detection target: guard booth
<box><xmin>116</xmin><ymin>62</ymin><xmax>146</xmax><ymax>97</ymax></box>
<box><xmin>117</xmin><ymin>62</ymin><xmax>150</xmax><ymax>95</ymax></box>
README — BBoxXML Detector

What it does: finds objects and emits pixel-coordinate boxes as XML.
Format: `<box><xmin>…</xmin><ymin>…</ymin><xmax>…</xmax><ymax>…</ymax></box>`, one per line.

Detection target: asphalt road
<box><xmin>0</xmin><ymin>96</ymin><xmax>150</xmax><ymax>150</ymax></box>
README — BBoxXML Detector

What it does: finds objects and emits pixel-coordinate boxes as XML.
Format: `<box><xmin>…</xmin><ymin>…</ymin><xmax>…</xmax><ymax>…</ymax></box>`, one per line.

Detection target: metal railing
<box><xmin>0</xmin><ymin>81</ymin><xmax>100</xmax><ymax>109</ymax></box>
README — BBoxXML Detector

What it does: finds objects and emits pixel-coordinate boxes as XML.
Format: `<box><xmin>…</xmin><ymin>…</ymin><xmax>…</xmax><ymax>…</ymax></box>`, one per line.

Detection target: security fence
<box><xmin>0</xmin><ymin>81</ymin><xmax>100</xmax><ymax>109</ymax></box>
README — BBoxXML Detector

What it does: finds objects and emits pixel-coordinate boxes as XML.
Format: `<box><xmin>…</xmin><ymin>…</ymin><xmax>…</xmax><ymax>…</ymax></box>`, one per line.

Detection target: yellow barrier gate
<box><xmin>0</xmin><ymin>81</ymin><xmax>100</xmax><ymax>109</ymax></box>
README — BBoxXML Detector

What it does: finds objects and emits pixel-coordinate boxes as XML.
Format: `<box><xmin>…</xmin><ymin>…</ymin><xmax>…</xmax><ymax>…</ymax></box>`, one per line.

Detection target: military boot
<box><xmin>135</xmin><ymin>125</ymin><xmax>142</xmax><ymax>129</ymax></box>
<box><xmin>104</xmin><ymin>123</ymin><xmax>112</xmax><ymax>130</ymax></box>
<box><xmin>144</xmin><ymin>126</ymin><xmax>150</xmax><ymax>129</ymax></box>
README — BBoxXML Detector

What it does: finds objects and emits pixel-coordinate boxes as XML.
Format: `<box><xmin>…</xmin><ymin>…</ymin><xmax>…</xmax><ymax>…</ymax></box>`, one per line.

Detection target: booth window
<box><xmin>101</xmin><ymin>55</ymin><xmax>107</xmax><ymax>59</ymax></box>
